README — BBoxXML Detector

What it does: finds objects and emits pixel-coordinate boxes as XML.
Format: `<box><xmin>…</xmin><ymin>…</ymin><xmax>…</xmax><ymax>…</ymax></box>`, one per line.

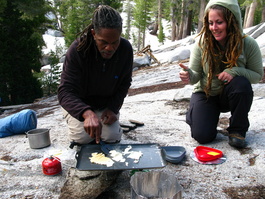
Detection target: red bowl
<box><xmin>194</xmin><ymin>146</ymin><xmax>223</xmax><ymax>162</ymax></box>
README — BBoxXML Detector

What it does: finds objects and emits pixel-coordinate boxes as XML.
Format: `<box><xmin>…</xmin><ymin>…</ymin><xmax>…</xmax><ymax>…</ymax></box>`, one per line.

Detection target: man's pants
<box><xmin>62</xmin><ymin>108</ymin><xmax>122</xmax><ymax>144</ymax></box>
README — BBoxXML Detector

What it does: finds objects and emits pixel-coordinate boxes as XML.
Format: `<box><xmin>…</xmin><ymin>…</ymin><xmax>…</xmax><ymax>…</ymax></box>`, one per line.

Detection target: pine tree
<box><xmin>0</xmin><ymin>0</ymin><xmax>49</xmax><ymax>105</ymax></box>
<box><xmin>54</xmin><ymin>0</ymin><xmax>123</xmax><ymax>47</ymax></box>
<box><xmin>124</xmin><ymin>0</ymin><xmax>133</xmax><ymax>40</ymax></box>
<box><xmin>158</xmin><ymin>19</ymin><xmax>165</xmax><ymax>44</ymax></box>
<box><xmin>133</xmin><ymin>0</ymin><xmax>154</xmax><ymax>50</ymax></box>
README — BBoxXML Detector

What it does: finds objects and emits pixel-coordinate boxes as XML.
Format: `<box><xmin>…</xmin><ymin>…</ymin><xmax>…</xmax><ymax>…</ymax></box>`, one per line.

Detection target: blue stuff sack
<box><xmin>0</xmin><ymin>109</ymin><xmax>37</xmax><ymax>138</ymax></box>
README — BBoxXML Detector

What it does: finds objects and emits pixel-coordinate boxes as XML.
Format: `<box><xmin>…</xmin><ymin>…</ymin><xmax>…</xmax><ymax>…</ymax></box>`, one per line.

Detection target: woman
<box><xmin>179</xmin><ymin>0</ymin><xmax>263</xmax><ymax>148</ymax></box>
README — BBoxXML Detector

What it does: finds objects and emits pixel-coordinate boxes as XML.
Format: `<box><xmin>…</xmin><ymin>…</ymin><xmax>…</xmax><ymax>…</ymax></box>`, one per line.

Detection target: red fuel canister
<box><xmin>42</xmin><ymin>156</ymin><xmax>62</xmax><ymax>175</ymax></box>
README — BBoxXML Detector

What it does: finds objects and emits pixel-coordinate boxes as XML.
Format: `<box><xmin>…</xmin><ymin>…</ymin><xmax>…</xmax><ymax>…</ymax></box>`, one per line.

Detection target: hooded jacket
<box><xmin>188</xmin><ymin>0</ymin><xmax>264</xmax><ymax>96</ymax></box>
<box><xmin>205</xmin><ymin>0</ymin><xmax>243</xmax><ymax>31</ymax></box>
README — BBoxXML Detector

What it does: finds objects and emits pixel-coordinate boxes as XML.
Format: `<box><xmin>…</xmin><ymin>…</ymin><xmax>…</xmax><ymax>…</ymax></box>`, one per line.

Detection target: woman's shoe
<box><xmin>228</xmin><ymin>134</ymin><xmax>247</xmax><ymax>148</ymax></box>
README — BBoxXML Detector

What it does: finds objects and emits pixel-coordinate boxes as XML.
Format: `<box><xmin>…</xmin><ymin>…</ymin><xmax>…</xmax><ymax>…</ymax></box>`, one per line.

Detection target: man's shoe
<box><xmin>229</xmin><ymin>134</ymin><xmax>247</xmax><ymax>148</ymax></box>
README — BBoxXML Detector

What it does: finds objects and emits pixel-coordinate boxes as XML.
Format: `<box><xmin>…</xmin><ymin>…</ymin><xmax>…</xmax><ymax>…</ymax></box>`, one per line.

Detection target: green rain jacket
<box><xmin>188</xmin><ymin>0</ymin><xmax>264</xmax><ymax>96</ymax></box>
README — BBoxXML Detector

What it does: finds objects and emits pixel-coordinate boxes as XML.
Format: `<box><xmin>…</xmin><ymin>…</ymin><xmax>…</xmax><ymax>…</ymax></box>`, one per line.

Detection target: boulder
<box><xmin>167</xmin><ymin>47</ymin><xmax>191</xmax><ymax>63</ymax></box>
<box><xmin>248</xmin><ymin>23</ymin><xmax>265</xmax><ymax>39</ymax></box>
<box><xmin>133</xmin><ymin>54</ymin><xmax>151</xmax><ymax>68</ymax></box>
<box><xmin>59</xmin><ymin>168</ymin><xmax>120</xmax><ymax>199</ymax></box>
<box><xmin>173</xmin><ymin>85</ymin><xmax>193</xmax><ymax>101</ymax></box>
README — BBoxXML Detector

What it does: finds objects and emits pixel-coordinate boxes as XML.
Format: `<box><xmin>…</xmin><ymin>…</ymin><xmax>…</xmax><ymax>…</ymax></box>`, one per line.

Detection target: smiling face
<box><xmin>91</xmin><ymin>28</ymin><xmax>121</xmax><ymax>59</ymax></box>
<box><xmin>208</xmin><ymin>9</ymin><xmax>228</xmax><ymax>46</ymax></box>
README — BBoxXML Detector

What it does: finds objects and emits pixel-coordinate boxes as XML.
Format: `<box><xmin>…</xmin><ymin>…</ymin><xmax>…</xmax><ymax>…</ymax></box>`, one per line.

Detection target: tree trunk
<box><xmin>243</xmin><ymin>5</ymin><xmax>250</xmax><ymax>28</ymax></box>
<box><xmin>175</xmin><ymin>23</ymin><xmax>179</xmax><ymax>40</ymax></box>
<box><xmin>142</xmin><ymin>29</ymin><xmax>145</xmax><ymax>49</ymax></box>
<box><xmin>262</xmin><ymin>4</ymin><xmax>265</xmax><ymax>23</ymax></box>
<box><xmin>137</xmin><ymin>30</ymin><xmax>141</xmax><ymax>51</ymax></box>
<box><xmin>245</xmin><ymin>0</ymin><xmax>258</xmax><ymax>28</ymax></box>
<box><xmin>177</xmin><ymin>0</ymin><xmax>185</xmax><ymax>40</ymax></box>
<box><xmin>171</xmin><ymin>20</ymin><xmax>176</xmax><ymax>41</ymax></box>
<box><xmin>171</xmin><ymin>0</ymin><xmax>177</xmax><ymax>41</ymax></box>
<box><xmin>182</xmin><ymin>1</ymin><xmax>192</xmax><ymax>38</ymax></box>
<box><xmin>158</xmin><ymin>0</ymin><xmax>162</xmax><ymax>31</ymax></box>
<box><xmin>125</xmin><ymin>0</ymin><xmax>132</xmax><ymax>39</ymax></box>
<box><xmin>182</xmin><ymin>21</ymin><xmax>187</xmax><ymax>39</ymax></box>
<box><xmin>185</xmin><ymin>8</ymin><xmax>193</xmax><ymax>37</ymax></box>
<box><xmin>178</xmin><ymin>21</ymin><xmax>184</xmax><ymax>40</ymax></box>
<box><xmin>142</xmin><ymin>2</ymin><xmax>147</xmax><ymax>49</ymax></box>
<box><xmin>197</xmin><ymin>0</ymin><xmax>206</xmax><ymax>33</ymax></box>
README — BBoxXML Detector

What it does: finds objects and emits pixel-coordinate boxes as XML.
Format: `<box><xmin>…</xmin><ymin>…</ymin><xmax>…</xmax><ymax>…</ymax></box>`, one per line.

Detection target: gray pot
<box><xmin>26</xmin><ymin>128</ymin><xmax>51</xmax><ymax>149</ymax></box>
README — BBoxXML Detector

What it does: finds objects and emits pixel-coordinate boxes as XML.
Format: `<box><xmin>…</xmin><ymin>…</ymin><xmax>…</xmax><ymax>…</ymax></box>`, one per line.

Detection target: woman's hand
<box><xmin>217</xmin><ymin>71</ymin><xmax>233</xmax><ymax>84</ymax></box>
<box><xmin>82</xmin><ymin>109</ymin><xmax>102</xmax><ymax>144</ymax></box>
<box><xmin>179</xmin><ymin>63</ymin><xmax>190</xmax><ymax>84</ymax></box>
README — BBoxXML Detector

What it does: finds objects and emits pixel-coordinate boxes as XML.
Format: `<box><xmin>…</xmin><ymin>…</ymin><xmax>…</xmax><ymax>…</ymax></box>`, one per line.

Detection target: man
<box><xmin>58</xmin><ymin>5</ymin><xmax>133</xmax><ymax>145</ymax></box>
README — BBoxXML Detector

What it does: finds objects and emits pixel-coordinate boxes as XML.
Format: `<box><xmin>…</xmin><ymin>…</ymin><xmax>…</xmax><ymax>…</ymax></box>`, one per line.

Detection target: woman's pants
<box><xmin>62</xmin><ymin>108</ymin><xmax>122</xmax><ymax>144</ymax></box>
<box><xmin>186</xmin><ymin>76</ymin><xmax>253</xmax><ymax>144</ymax></box>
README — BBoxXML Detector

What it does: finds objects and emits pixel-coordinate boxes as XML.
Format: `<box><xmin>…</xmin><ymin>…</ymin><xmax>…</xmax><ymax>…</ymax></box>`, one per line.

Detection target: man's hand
<box><xmin>82</xmin><ymin>109</ymin><xmax>102</xmax><ymax>144</ymax></box>
<box><xmin>101</xmin><ymin>109</ymin><xmax>117</xmax><ymax>125</ymax></box>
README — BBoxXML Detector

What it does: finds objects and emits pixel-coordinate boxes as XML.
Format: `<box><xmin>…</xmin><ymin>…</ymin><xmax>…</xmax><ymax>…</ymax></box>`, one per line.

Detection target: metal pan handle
<box><xmin>75</xmin><ymin>151</ymin><xmax>79</xmax><ymax>160</ymax></box>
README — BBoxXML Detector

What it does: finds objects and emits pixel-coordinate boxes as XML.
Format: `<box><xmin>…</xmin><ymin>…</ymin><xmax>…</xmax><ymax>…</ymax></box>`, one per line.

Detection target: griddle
<box><xmin>75</xmin><ymin>143</ymin><xmax>167</xmax><ymax>171</ymax></box>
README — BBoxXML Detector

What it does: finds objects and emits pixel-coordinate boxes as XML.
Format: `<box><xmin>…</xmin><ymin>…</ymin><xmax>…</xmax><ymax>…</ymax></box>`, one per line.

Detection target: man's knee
<box><xmin>101</xmin><ymin>121</ymin><xmax>122</xmax><ymax>143</ymax></box>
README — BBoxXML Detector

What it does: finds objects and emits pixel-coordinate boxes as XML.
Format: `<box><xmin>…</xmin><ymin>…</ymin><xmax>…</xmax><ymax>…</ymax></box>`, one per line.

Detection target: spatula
<box><xmin>99</xmin><ymin>140</ymin><xmax>111</xmax><ymax>155</ymax></box>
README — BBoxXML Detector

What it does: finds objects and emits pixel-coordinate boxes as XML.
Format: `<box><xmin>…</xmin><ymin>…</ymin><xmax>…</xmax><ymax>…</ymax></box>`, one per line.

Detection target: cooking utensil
<box><xmin>130</xmin><ymin>171</ymin><xmax>182</xmax><ymax>199</ymax></box>
<box><xmin>190</xmin><ymin>150</ymin><xmax>226</xmax><ymax>165</ymax></box>
<box><xmin>26</xmin><ymin>128</ymin><xmax>51</xmax><ymax>149</ymax></box>
<box><xmin>194</xmin><ymin>146</ymin><xmax>223</xmax><ymax>162</ymax></box>
<box><xmin>99</xmin><ymin>140</ymin><xmax>112</xmax><ymax>155</ymax></box>
<box><xmin>75</xmin><ymin>143</ymin><xmax>167</xmax><ymax>170</ymax></box>
<box><xmin>161</xmin><ymin>146</ymin><xmax>186</xmax><ymax>164</ymax></box>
